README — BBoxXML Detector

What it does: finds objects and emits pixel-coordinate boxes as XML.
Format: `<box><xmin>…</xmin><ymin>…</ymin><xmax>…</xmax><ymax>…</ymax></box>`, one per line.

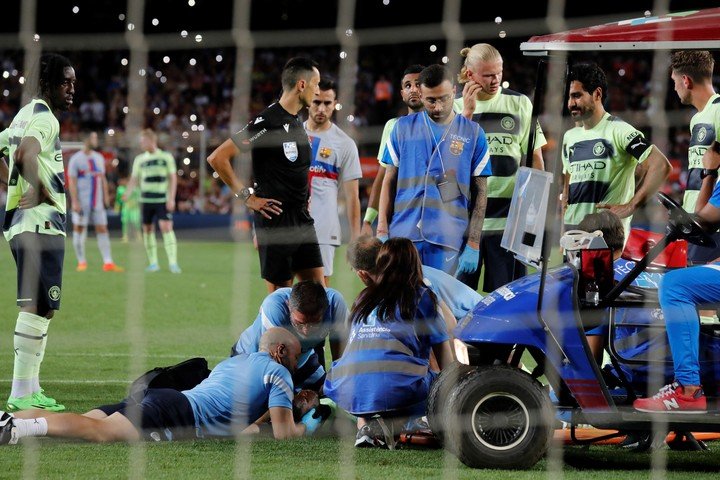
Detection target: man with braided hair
<box><xmin>0</xmin><ymin>53</ymin><xmax>76</xmax><ymax>412</ymax></box>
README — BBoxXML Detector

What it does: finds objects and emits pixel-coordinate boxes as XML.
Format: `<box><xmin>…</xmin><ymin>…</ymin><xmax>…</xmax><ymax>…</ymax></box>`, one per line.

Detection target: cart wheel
<box><xmin>444</xmin><ymin>365</ymin><xmax>553</xmax><ymax>469</ymax></box>
<box><xmin>427</xmin><ymin>362</ymin><xmax>474</xmax><ymax>443</ymax></box>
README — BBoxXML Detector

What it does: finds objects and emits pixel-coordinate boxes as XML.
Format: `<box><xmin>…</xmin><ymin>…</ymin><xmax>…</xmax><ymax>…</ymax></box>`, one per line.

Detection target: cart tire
<box><xmin>445</xmin><ymin>365</ymin><xmax>553</xmax><ymax>469</ymax></box>
<box><xmin>427</xmin><ymin>362</ymin><xmax>474</xmax><ymax>442</ymax></box>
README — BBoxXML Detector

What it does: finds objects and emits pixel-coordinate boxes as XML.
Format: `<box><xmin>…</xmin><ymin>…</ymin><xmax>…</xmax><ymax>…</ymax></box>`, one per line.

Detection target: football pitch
<box><xmin>0</xmin><ymin>238</ymin><xmax>719</xmax><ymax>479</ymax></box>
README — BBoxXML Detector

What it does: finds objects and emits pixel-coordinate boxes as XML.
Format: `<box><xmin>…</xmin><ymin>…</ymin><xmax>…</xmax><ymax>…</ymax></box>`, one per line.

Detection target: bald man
<box><xmin>0</xmin><ymin>328</ymin><xmax>323</xmax><ymax>444</ymax></box>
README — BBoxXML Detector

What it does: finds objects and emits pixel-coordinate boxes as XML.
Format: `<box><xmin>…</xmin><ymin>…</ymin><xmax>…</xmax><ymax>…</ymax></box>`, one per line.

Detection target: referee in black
<box><xmin>208</xmin><ymin>57</ymin><xmax>325</xmax><ymax>292</ymax></box>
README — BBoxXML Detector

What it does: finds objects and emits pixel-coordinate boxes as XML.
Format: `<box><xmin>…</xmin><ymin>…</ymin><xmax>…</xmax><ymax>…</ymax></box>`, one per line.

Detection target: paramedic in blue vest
<box><xmin>347</xmin><ymin>234</ymin><xmax>482</xmax><ymax>326</ymax></box>
<box><xmin>634</xmin><ymin>141</ymin><xmax>720</xmax><ymax>413</ymax></box>
<box><xmin>376</xmin><ymin>64</ymin><xmax>492</xmax><ymax>277</ymax></box>
<box><xmin>324</xmin><ymin>238</ymin><xmax>454</xmax><ymax>447</ymax></box>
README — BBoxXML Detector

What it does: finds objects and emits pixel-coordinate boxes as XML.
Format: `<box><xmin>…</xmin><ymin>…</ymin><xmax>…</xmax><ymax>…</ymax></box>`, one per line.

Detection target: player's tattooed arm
<box><xmin>467</xmin><ymin>176</ymin><xmax>487</xmax><ymax>248</ymax></box>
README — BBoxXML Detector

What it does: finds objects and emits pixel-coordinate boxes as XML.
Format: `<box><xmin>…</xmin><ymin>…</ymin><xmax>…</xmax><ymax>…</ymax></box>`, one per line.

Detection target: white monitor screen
<box><xmin>500</xmin><ymin>167</ymin><xmax>554</xmax><ymax>266</ymax></box>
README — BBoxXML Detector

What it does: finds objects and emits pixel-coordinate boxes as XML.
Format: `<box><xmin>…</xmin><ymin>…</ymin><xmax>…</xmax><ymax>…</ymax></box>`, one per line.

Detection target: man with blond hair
<box><xmin>454</xmin><ymin>43</ymin><xmax>546</xmax><ymax>292</ymax></box>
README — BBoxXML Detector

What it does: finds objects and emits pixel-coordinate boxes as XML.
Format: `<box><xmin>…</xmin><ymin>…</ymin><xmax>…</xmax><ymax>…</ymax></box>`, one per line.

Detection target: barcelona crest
<box><xmin>449</xmin><ymin>139</ymin><xmax>464</xmax><ymax>155</ymax></box>
<box><xmin>319</xmin><ymin>147</ymin><xmax>332</xmax><ymax>158</ymax></box>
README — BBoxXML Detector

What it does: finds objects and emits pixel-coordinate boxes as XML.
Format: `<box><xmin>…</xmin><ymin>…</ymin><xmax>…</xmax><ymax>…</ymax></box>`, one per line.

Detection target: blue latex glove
<box><xmin>455</xmin><ymin>245</ymin><xmax>479</xmax><ymax>276</ymax></box>
<box><xmin>301</xmin><ymin>407</ymin><xmax>323</xmax><ymax>436</ymax></box>
<box><xmin>377</xmin><ymin>234</ymin><xmax>388</xmax><ymax>243</ymax></box>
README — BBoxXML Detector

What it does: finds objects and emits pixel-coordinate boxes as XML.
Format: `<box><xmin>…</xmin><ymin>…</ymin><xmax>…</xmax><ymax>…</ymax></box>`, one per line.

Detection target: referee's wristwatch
<box><xmin>700</xmin><ymin>168</ymin><xmax>719</xmax><ymax>180</ymax></box>
<box><xmin>235</xmin><ymin>187</ymin><xmax>254</xmax><ymax>202</ymax></box>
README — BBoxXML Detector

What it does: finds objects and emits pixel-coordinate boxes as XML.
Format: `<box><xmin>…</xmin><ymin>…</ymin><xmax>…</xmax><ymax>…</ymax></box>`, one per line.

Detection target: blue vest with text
<box><xmin>383</xmin><ymin>112</ymin><xmax>490</xmax><ymax>251</ymax></box>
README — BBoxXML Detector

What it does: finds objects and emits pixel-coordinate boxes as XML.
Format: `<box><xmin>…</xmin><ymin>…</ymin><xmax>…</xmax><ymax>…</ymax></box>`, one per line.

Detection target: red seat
<box><xmin>621</xmin><ymin>229</ymin><xmax>687</xmax><ymax>268</ymax></box>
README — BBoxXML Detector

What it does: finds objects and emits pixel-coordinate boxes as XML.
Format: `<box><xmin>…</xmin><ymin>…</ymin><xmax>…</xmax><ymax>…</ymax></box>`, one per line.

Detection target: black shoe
<box><xmin>0</xmin><ymin>411</ymin><xmax>18</xmax><ymax>445</ymax></box>
<box><xmin>354</xmin><ymin>418</ymin><xmax>395</xmax><ymax>449</ymax></box>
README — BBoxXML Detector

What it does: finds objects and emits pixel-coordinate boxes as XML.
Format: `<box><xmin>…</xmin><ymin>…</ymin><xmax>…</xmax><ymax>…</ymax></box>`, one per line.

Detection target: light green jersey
<box><xmin>562</xmin><ymin>112</ymin><xmax>653</xmax><ymax>234</ymax></box>
<box><xmin>683</xmin><ymin>93</ymin><xmax>720</xmax><ymax>213</ymax></box>
<box><xmin>131</xmin><ymin>149</ymin><xmax>176</xmax><ymax>203</ymax></box>
<box><xmin>0</xmin><ymin>99</ymin><xmax>66</xmax><ymax>240</ymax></box>
<box><xmin>453</xmin><ymin>88</ymin><xmax>547</xmax><ymax>231</ymax></box>
<box><xmin>376</xmin><ymin>117</ymin><xmax>399</xmax><ymax>164</ymax></box>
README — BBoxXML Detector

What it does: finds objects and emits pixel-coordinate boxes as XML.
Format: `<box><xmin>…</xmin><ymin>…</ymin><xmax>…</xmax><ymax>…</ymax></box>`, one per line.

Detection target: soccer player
<box><xmin>562</xmin><ymin>63</ymin><xmax>671</xmax><ymax>237</ymax></box>
<box><xmin>230</xmin><ymin>280</ymin><xmax>349</xmax><ymax>392</ymax></box>
<box><xmin>632</xmin><ymin>139</ymin><xmax>720</xmax><ymax>413</ymax></box>
<box><xmin>0</xmin><ymin>328</ymin><xmax>323</xmax><ymax>444</ymax></box>
<box><xmin>67</xmin><ymin>131</ymin><xmax>123</xmax><ymax>272</ymax></box>
<box><xmin>361</xmin><ymin>64</ymin><xmax>425</xmax><ymax>236</ymax></box>
<box><xmin>305</xmin><ymin>78</ymin><xmax>362</xmax><ymax>285</ymax></box>
<box><xmin>454</xmin><ymin>44</ymin><xmax>546</xmax><ymax>292</ymax></box>
<box><xmin>377</xmin><ymin>64</ymin><xmax>491</xmax><ymax>276</ymax></box>
<box><xmin>670</xmin><ymin>51</ymin><xmax>720</xmax><ymax>264</ymax></box>
<box><xmin>124</xmin><ymin>129</ymin><xmax>181</xmax><ymax>273</ymax></box>
<box><xmin>208</xmin><ymin>57</ymin><xmax>325</xmax><ymax>293</ymax></box>
<box><xmin>324</xmin><ymin>238</ymin><xmax>453</xmax><ymax>448</ymax></box>
<box><xmin>0</xmin><ymin>53</ymin><xmax>75</xmax><ymax>412</ymax></box>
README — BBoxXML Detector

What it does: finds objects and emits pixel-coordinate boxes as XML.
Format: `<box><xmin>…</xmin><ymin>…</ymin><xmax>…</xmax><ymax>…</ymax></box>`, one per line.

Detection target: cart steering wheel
<box><xmin>656</xmin><ymin>192</ymin><xmax>716</xmax><ymax>247</ymax></box>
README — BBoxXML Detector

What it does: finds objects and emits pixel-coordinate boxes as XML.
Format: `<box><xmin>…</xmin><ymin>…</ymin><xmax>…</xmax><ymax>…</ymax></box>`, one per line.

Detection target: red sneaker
<box><xmin>633</xmin><ymin>382</ymin><xmax>706</xmax><ymax>413</ymax></box>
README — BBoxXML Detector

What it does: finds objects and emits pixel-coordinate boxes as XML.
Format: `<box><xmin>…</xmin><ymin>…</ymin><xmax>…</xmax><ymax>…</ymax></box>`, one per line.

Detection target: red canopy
<box><xmin>521</xmin><ymin>8</ymin><xmax>720</xmax><ymax>53</ymax></box>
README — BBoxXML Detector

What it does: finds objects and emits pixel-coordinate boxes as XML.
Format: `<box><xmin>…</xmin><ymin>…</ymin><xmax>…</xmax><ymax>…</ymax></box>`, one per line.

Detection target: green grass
<box><xmin>0</xmin><ymin>238</ymin><xmax>719</xmax><ymax>479</ymax></box>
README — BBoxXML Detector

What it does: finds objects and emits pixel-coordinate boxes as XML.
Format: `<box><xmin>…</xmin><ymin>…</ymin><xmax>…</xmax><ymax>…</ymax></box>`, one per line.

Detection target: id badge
<box><xmin>436</xmin><ymin>173</ymin><xmax>461</xmax><ymax>203</ymax></box>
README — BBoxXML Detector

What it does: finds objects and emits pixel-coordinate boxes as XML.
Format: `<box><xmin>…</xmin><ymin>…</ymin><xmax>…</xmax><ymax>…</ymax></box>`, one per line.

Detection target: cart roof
<box><xmin>521</xmin><ymin>8</ymin><xmax>720</xmax><ymax>53</ymax></box>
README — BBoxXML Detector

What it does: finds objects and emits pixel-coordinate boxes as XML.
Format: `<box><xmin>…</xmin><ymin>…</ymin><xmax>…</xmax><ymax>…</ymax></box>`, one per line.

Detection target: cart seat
<box><xmin>621</xmin><ymin>229</ymin><xmax>688</xmax><ymax>269</ymax></box>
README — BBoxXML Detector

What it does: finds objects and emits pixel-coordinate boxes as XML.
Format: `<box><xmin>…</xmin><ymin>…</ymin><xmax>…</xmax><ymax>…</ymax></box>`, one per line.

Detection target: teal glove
<box><xmin>301</xmin><ymin>407</ymin><xmax>323</xmax><ymax>436</ymax></box>
<box><xmin>455</xmin><ymin>245</ymin><xmax>479</xmax><ymax>276</ymax></box>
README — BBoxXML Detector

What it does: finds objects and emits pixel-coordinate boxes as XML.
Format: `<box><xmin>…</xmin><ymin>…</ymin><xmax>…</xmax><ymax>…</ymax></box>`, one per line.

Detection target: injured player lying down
<box><xmin>0</xmin><ymin>328</ymin><xmax>325</xmax><ymax>444</ymax></box>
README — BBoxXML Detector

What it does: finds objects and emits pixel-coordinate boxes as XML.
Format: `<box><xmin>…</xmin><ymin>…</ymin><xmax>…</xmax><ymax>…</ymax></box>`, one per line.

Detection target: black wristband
<box><xmin>700</xmin><ymin>168</ymin><xmax>719</xmax><ymax>180</ymax></box>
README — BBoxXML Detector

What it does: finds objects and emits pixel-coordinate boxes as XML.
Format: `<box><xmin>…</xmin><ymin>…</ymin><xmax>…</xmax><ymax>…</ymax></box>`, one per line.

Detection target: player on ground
<box><xmin>455</xmin><ymin>44</ymin><xmax>546</xmax><ymax>292</ymax></box>
<box><xmin>124</xmin><ymin>128</ymin><xmax>181</xmax><ymax>273</ymax></box>
<box><xmin>305</xmin><ymin>78</ymin><xmax>362</xmax><ymax>285</ymax></box>
<box><xmin>361</xmin><ymin>65</ymin><xmax>425</xmax><ymax>236</ymax></box>
<box><xmin>562</xmin><ymin>63</ymin><xmax>670</xmax><ymax>237</ymax></box>
<box><xmin>0</xmin><ymin>53</ymin><xmax>76</xmax><ymax>412</ymax></box>
<box><xmin>67</xmin><ymin>131</ymin><xmax>123</xmax><ymax>272</ymax></box>
<box><xmin>208</xmin><ymin>57</ymin><xmax>324</xmax><ymax>292</ymax></box>
<box><xmin>0</xmin><ymin>328</ymin><xmax>323</xmax><ymax>444</ymax></box>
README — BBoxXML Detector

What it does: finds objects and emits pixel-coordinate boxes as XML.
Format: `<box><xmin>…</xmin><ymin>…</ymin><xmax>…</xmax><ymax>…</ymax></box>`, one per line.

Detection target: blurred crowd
<box><xmin>0</xmin><ymin>46</ymin><xmax>717</xmax><ymax>214</ymax></box>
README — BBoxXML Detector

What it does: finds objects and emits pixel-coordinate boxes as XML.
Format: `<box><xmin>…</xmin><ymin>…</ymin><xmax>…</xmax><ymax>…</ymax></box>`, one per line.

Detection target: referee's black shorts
<box><xmin>96</xmin><ymin>388</ymin><xmax>197</xmax><ymax>441</ymax></box>
<box><xmin>254</xmin><ymin>206</ymin><xmax>323</xmax><ymax>284</ymax></box>
<box><xmin>9</xmin><ymin>232</ymin><xmax>65</xmax><ymax>314</ymax></box>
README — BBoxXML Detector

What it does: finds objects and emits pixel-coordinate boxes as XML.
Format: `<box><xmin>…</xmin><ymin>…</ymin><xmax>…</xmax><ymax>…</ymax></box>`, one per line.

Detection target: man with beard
<box><xmin>0</xmin><ymin>53</ymin><xmax>76</xmax><ymax>412</ymax></box>
<box><xmin>377</xmin><ymin>64</ymin><xmax>491</xmax><ymax>276</ymax></box>
<box><xmin>362</xmin><ymin>65</ymin><xmax>425</xmax><ymax>236</ymax></box>
<box><xmin>562</xmin><ymin>63</ymin><xmax>670</xmax><ymax>237</ymax></box>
